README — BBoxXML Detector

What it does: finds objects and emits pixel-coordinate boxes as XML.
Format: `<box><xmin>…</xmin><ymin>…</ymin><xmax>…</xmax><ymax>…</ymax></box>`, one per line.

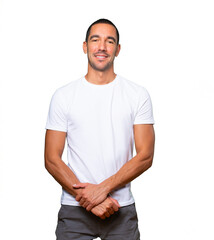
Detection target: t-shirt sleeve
<box><xmin>134</xmin><ymin>88</ymin><xmax>155</xmax><ymax>125</ymax></box>
<box><xmin>45</xmin><ymin>89</ymin><xmax>68</xmax><ymax>132</ymax></box>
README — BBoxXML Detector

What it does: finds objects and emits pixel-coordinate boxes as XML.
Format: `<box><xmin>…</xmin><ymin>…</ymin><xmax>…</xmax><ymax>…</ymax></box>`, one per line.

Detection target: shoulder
<box><xmin>52</xmin><ymin>78</ymin><xmax>82</xmax><ymax>102</ymax></box>
<box><xmin>56</xmin><ymin>78</ymin><xmax>81</xmax><ymax>95</ymax></box>
<box><xmin>118</xmin><ymin>75</ymin><xmax>150</xmax><ymax>99</ymax></box>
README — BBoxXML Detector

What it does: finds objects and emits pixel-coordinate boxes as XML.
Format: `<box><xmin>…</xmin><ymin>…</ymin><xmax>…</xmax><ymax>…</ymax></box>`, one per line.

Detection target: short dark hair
<box><xmin>85</xmin><ymin>18</ymin><xmax>120</xmax><ymax>45</ymax></box>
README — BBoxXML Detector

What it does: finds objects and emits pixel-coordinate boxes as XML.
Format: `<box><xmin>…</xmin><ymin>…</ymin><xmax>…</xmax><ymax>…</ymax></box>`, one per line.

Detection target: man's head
<box><xmin>85</xmin><ymin>18</ymin><xmax>120</xmax><ymax>45</ymax></box>
<box><xmin>83</xmin><ymin>19</ymin><xmax>121</xmax><ymax>72</ymax></box>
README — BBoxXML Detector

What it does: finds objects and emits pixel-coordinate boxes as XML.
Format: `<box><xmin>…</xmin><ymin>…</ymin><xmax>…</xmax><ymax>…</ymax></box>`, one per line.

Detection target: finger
<box><xmin>111</xmin><ymin>200</ymin><xmax>119</xmax><ymax>212</ymax></box>
<box><xmin>112</xmin><ymin>204</ymin><xmax>118</xmax><ymax>212</ymax></box>
<box><xmin>79</xmin><ymin>198</ymin><xmax>86</xmax><ymax>206</ymax></box>
<box><xmin>73</xmin><ymin>183</ymin><xmax>88</xmax><ymax>189</ymax></box>
<box><xmin>86</xmin><ymin>204</ymin><xmax>93</xmax><ymax>211</ymax></box>
<box><xmin>75</xmin><ymin>195</ymin><xmax>81</xmax><ymax>202</ymax></box>
<box><xmin>104</xmin><ymin>212</ymin><xmax>110</xmax><ymax>218</ymax></box>
<box><xmin>82</xmin><ymin>202</ymin><xmax>88</xmax><ymax>208</ymax></box>
<box><xmin>108</xmin><ymin>198</ymin><xmax>119</xmax><ymax>211</ymax></box>
<box><xmin>109</xmin><ymin>208</ymin><xmax>114</xmax><ymax>215</ymax></box>
<box><xmin>109</xmin><ymin>197</ymin><xmax>120</xmax><ymax>207</ymax></box>
<box><xmin>100</xmin><ymin>215</ymin><xmax>106</xmax><ymax>220</ymax></box>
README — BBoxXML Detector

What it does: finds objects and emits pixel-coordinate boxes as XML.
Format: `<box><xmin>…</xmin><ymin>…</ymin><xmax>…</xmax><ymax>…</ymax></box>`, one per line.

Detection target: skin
<box><xmin>74</xmin><ymin>124</ymin><xmax>155</xmax><ymax>211</ymax></box>
<box><xmin>83</xmin><ymin>23</ymin><xmax>121</xmax><ymax>85</ymax></box>
<box><xmin>45</xmin><ymin>23</ymin><xmax>155</xmax><ymax>218</ymax></box>
<box><xmin>45</xmin><ymin>130</ymin><xmax>120</xmax><ymax>219</ymax></box>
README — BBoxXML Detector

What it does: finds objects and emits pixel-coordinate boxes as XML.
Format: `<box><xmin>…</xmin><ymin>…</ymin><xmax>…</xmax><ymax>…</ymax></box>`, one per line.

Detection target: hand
<box><xmin>91</xmin><ymin>197</ymin><xmax>120</xmax><ymax>220</ymax></box>
<box><xmin>73</xmin><ymin>182</ymin><xmax>109</xmax><ymax>211</ymax></box>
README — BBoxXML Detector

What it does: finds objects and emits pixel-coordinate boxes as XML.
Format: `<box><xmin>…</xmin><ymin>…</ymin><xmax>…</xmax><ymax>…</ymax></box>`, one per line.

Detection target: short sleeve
<box><xmin>134</xmin><ymin>88</ymin><xmax>155</xmax><ymax>125</ymax></box>
<box><xmin>45</xmin><ymin>89</ymin><xmax>68</xmax><ymax>132</ymax></box>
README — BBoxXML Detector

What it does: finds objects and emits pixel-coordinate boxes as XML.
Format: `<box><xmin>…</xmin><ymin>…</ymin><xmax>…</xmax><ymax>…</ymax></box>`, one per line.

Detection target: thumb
<box><xmin>109</xmin><ymin>197</ymin><xmax>120</xmax><ymax>207</ymax></box>
<box><xmin>73</xmin><ymin>182</ymin><xmax>88</xmax><ymax>189</ymax></box>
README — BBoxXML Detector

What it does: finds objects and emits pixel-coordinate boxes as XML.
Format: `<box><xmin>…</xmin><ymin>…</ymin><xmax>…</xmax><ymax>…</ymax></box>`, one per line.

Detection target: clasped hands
<box><xmin>73</xmin><ymin>182</ymin><xmax>120</xmax><ymax>220</ymax></box>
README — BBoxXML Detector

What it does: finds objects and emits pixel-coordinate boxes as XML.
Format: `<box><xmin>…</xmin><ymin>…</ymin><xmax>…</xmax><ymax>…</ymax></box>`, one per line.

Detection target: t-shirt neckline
<box><xmin>82</xmin><ymin>74</ymin><xmax>119</xmax><ymax>88</ymax></box>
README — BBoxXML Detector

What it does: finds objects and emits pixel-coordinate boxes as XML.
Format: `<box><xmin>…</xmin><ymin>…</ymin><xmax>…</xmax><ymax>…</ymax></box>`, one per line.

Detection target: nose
<box><xmin>98</xmin><ymin>40</ymin><xmax>107</xmax><ymax>51</ymax></box>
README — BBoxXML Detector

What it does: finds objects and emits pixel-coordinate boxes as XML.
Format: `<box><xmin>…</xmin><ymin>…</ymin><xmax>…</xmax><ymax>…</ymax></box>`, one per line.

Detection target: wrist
<box><xmin>100</xmin><ymin>177</ymin><xmax>114</xmax><ymax>195</ymax></box>
<box><xmin>73</xmin><ymin>188</ymin><xmax>83</xmax><ymax>197</ymax></box>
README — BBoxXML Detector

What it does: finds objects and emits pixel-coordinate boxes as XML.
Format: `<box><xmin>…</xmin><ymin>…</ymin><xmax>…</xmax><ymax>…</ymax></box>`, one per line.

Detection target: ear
<box><xmin>115</xmin><ymin>44</ymin><xmax>121</xmax><ymax>57</ymax></box>
<box><xmin>83</xmin><ymin>41</ymin><xmax>87</xmax><ymax>54</ymax></box>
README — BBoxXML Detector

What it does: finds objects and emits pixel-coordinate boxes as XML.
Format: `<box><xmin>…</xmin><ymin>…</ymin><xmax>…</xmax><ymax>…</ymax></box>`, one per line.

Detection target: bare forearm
<box><xmin>72</xmin><ymin>125</ymin><xmax>155</xmax><ymax>210</ymax></box>
<box><xmin>45</xmin><ymin>156</ymin><xmax>121</xmax><ymax>219</ymax></box>
<box><xmin>73</xmin><ymin>152</ymin><xmax>154</xmax><ymax>210</ymax></box>
<box><xmin>45</xmin><ymin>157</ymin><xmax>81</xmax><ymax>197</ymax></box>
<box><xmin>101</xmin><ymin>152</ymin><xmax>153</xmax><ymax>193</ymax></box>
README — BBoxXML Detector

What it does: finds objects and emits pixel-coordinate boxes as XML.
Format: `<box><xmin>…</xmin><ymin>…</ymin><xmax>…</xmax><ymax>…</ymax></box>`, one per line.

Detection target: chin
<box><xmin>89</xmin><ymin>62</ymin><xmax>112</xmax><ymax>72</ymax></box>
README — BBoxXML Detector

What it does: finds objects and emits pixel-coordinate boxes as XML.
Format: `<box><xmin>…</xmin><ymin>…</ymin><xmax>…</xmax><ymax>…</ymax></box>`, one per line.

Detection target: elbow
<box><xmin>44</xmin><ymin>158</ymin><xmax>50</xmax><ymax>171</ymax></box>
<box><xmin>147</xmin><ymin>156</ymin><xmax>153</xmax><ymax>169</ymax></box>
<box><xmin>138</xmin><ymin>151</ymin><xmax>154</xmax><ymax>171</ymax></box>
<box><xmin>144</xmin><ymin>155</ymin><xmax>153</xmax><ymax>170</ymax></box>
<box><xmin>44</xmin><ymin>156</ymin><xmax>58</xmax><ymax>177</ymax></box>
<box><xmin>44</xmin><ymin>153</ymin><xmax>57</xmax><ymax>173</ymax></box>
<box><xmin>44</xmin><ymin>155</ymin><xmax>51</xmax><ymax>172</ymax></box>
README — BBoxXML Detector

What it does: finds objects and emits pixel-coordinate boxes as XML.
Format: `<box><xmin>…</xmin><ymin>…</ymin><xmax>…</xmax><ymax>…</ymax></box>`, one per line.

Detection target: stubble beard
<box><xmin>87</xmin><ymin>53</ymin><xmax>116</xmax><ymax>72</ymax></box>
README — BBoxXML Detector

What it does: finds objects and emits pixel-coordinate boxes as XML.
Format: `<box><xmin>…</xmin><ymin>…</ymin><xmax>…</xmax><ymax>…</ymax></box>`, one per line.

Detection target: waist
<box><xmin>60</xmin><ymin>185</ymin><xmax>135</xmax><ymax>207</ymax></box>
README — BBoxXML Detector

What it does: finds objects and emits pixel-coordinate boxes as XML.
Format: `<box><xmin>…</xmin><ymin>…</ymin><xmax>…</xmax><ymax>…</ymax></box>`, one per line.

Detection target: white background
<box><xmin>0</xmin><ymin>0</ymin><xmax>214</xmax><ymax>239</ymax></box>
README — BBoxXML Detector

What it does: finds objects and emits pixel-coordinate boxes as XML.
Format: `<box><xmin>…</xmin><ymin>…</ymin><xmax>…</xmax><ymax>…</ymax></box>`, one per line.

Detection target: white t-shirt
<box><xmin>45</xmin><ymin>75</ymin><xmax>154</xmax><ymax>207</ymax></box>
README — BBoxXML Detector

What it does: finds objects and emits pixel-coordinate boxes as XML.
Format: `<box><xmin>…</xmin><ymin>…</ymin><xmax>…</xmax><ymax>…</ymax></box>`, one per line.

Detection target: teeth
<box><xmin>97</xmin><ymin>56</ymin><xmax>105</xmax><ymax>58</ymax></box>
<box><xmin>95</xmin><ymin>55</ymin><xmax>107</xmax><ymax>58</ymax></box>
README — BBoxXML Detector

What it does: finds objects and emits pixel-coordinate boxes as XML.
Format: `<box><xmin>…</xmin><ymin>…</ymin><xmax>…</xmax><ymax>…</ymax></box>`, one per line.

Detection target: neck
<box><xmin>85</xmin><ymin>67</ymin><xmax>116</xmax><ymax>85</ymax></box>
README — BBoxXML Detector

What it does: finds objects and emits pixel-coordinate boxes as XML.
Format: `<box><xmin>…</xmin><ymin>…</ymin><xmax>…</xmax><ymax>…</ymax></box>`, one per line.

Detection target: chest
<box><xmin>67</xmin><ymin>87</ymin><xmax>135</xmax><ymax>133</ymax></box>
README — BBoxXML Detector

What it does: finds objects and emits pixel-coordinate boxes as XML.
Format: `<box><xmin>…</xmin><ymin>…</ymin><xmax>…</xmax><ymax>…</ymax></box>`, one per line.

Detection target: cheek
<box><xmin>89</xmin><ymin>45</ymin><xmax>98</xmax><ymax>53</ymax></box>
<box><xmin>108</xmin><ymin>47</ymin><xmax>117</xmax><ymax>56</ymax></box>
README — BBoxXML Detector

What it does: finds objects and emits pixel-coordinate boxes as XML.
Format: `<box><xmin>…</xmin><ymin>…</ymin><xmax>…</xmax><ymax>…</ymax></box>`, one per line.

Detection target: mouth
<box><xmin>94</xmin><ymin>53</ymin><xmax>109</xmax><ymax>60</ymax></box>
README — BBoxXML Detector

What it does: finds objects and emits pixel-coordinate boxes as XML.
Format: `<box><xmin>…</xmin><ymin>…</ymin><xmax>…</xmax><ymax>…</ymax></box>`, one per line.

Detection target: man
<box><xmin>45</xmin><ymin>18</ymin><xmax>155</xmax><ymax>240</ymax></box>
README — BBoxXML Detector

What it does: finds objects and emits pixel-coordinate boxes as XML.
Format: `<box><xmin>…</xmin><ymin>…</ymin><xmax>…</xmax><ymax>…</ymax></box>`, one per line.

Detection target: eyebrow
<box><xmin>107</xmin><ymin>36</ymin><xmax>116</xmax><ymax>43</ymax></box>
<box><xmin>89</xmin><ymin>35</ymin><xmax>116</xmax><ymax>43</ymax></box>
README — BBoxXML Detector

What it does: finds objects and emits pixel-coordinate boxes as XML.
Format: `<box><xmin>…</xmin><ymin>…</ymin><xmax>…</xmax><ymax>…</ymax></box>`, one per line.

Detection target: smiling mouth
<box><xmin>94</xmin><ymin>53</ymin><xmax>109</xmax><ymax>60</ymax></box>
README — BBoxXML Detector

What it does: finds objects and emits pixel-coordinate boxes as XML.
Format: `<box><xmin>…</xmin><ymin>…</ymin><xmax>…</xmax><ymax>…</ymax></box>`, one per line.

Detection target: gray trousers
<box><xmin>56</xmin><ymin>203</ymin><xmax>140</xmax><ymax>240</ymax></box>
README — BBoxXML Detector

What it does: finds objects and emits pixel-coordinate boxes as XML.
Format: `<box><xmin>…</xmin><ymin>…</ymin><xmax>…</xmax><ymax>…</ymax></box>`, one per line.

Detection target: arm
<box><xmin>44</xmin><ymin>129</ymin><xmax>120</xmax><ymax>217</ymax></box>
<box><xmin>74</xmin><ymin>124</ymin><xmax>155</xmax><ymax>210</ymax></box>
<box><xmin>44</xmin><ymin>129</ymin><xmax>82</xmax><ymax>197</ymax></box>
<box><xmin>102</xmin><ymin>124</ymin><xmax>155</xmax><ymax>191</ymax></box>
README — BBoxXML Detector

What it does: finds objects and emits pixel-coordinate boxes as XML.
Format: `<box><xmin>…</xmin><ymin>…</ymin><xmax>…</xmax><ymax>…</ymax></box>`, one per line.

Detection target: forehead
<box><xmin>89</xmin><ymin>23</ymin><xmax>117</xmax><ymax>38</ymax></box>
